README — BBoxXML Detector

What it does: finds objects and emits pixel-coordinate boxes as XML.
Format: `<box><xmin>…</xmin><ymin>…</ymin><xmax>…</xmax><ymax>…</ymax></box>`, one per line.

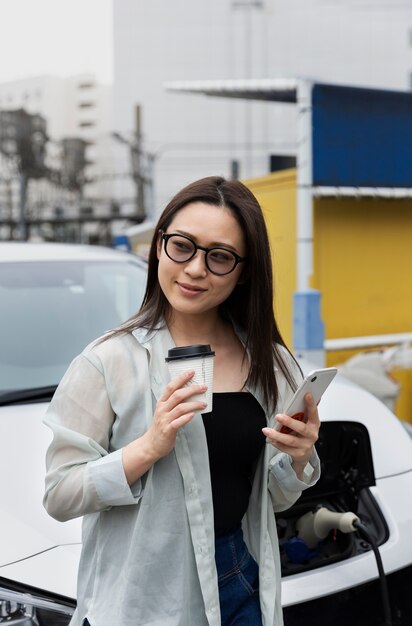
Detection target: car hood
<box><xmin>318</xmin><ymin>373</ymin><xmax>412</xmax><ymax>477</ymax></box>
<box><xmin>0</xmin><ymin>543</ymin><xmax>81</xmax><ymax>600</ymax></box>
<box><xmin>0</xmin><ymin>401</ymin><xmax>81</xmax><ymax>579</ymax></box>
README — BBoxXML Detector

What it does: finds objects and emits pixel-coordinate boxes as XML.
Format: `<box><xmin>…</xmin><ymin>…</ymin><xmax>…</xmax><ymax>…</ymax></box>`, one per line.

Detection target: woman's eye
<box><xmin>209</xmin><ymin>250</ymin><xmax>233</xmax><ymax>263</ymax></box>
<box><xmin>173</xmin><ymin>240</ymin><xmax>192</xmax><ymax>252</ymax></box>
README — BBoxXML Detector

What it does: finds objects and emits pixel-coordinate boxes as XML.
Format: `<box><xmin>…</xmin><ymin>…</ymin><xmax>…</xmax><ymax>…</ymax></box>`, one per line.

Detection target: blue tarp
<box><xmin>312</xmin><ymin>83</ymin><xmax>412</xmax><ymax>187</ymax></box>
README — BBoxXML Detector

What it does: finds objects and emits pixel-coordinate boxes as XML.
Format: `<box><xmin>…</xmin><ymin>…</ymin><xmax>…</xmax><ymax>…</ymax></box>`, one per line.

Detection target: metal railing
<box><xmin>324</xmin><ymin>333</ymin><xmax>412</xmax><ymax>352</ymax></box>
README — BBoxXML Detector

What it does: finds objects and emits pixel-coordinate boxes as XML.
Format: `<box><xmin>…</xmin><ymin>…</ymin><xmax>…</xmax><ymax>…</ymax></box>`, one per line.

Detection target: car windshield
<box><xmin>0</xmin><ymin>259</ymin><xmax>147</xmax><ymax>395</ymax></box>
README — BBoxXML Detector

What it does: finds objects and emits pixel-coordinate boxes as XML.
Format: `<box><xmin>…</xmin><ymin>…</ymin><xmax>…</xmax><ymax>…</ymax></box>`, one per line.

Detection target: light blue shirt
<box><xmin>43</xmin><ymin>325</ymin><xmax>320</xmax><ymax>626</ymax></box>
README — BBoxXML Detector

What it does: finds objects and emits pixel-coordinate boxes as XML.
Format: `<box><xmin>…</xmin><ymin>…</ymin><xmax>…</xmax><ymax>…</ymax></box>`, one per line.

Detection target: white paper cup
<box><xmin>166</xmin><ymin>344</ymin><xmax>215</xmax><ymax>412</ymax></box>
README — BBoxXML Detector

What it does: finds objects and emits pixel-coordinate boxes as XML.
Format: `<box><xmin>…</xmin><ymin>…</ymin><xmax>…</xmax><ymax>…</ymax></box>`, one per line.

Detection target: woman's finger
<box><xmin>169</xmin><ymin>412</ymin><xmax>196</xmax><ymax>430</ymax></box>
<box><xmin>275</xmin><ymin>412</ymin><xmax>307</xmax><ymax>436</ymax></box>
<box><xmin>159</xmin><ymin>371</ymin><xmax>208</xmax><ymax>408</ymax></box>
<box><xmin>304</xmin><ymin>393</ymin><xmax>320</xmax><ymax>427</ymax></box>
<box><xmin>159</xmin><ymin>370</ymin><xmax>195</xmax><ymax>402</ymax></box>
<box><xmin>170</xmin><ymin>399</ymin><xmax>208</xmax><ymax>420</ymax></box>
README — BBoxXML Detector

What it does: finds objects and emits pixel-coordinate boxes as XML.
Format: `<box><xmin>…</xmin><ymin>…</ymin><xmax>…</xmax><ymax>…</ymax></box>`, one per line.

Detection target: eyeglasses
<box><xmin>161</xmin><ymin>233</ymin><xmax>247</xmax><ymax>276</ymax></box>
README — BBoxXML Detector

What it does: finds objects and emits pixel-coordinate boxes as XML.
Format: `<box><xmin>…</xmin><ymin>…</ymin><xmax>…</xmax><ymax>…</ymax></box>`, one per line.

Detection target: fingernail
<box><xmin>262</xmin><ymin>427</ymin><xmax>271</xmax><ymax>436</ymax></box>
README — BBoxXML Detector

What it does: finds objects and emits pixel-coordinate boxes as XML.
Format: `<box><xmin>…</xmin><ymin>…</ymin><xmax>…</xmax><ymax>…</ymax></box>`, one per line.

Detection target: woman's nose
<box><xmin>184</xmin><ymin>250</ymin><xmax>208</xmax><ymax>276</ymax></box>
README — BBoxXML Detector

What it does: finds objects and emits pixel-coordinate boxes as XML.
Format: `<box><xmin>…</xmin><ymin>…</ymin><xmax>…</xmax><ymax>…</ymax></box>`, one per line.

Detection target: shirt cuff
<box><xmin>269</xmin><ymin>449</ymin><xmax>320</xmax><ymax>493</ymax></box>
<box><xmin>86</xmin><ymin>448</ymin><xmax>143</xmax><ymax>507</ymax></box>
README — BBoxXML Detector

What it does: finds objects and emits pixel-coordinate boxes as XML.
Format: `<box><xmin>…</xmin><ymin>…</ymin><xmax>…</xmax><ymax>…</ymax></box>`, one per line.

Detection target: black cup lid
<box><xmin>165</xmin><ymin>344</ymin><xmax>215</xmax><ymax>361</ymax></box>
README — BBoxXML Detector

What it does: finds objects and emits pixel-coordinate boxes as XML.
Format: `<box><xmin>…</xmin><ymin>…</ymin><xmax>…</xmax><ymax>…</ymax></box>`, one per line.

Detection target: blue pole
<box><xmin>293</xmin><ymin>289</ymin><xmax>325</xmax><ymax>366</ymax></box>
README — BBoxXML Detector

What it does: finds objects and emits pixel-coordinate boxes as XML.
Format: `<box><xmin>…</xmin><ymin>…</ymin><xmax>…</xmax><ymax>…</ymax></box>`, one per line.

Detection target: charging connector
<box><xmin>296</xmin><ymin>506</ymin><xmax>359</xmax><ymax>549</ymax></box>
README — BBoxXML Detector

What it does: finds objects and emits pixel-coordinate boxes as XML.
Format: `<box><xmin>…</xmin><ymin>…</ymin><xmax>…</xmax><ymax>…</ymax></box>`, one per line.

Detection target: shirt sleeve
<box><xmin>268</xmin><ymin>448</ymin><xmax>321</xmax><ymax>512</ymax></box>
<box><xmin>43</xmin><ymin>351</ymin><xmax>143</xmax><ymax>522</ymax></box>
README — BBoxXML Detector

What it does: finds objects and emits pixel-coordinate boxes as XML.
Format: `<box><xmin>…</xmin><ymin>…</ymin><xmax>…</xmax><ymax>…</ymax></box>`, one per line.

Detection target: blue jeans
<box><xmin>215</xmin><ymin>526</ymin><xmax>263</xmax><ymax>626</ymax></box>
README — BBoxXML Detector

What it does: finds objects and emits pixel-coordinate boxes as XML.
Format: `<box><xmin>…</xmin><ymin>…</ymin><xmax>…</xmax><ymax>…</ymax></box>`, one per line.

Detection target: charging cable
<box><xmin>353</xmin><ymin>519</ymin><xmax>393</xmax><ymax>626</ymax></box>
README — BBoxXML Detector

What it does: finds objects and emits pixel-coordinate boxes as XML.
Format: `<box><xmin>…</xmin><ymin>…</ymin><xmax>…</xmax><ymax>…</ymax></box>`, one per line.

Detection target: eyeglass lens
<box><xmin>165</xmin><ymin>235</ymin><xmax>237</xmax><ymax>275</ymax></box>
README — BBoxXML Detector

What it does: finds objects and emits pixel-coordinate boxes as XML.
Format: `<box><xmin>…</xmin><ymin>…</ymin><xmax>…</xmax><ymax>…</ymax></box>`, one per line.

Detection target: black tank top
<box><xmin>202</xmin><ymin>392</ymin><xmax>266</xmax><ymax>536</ymax></box>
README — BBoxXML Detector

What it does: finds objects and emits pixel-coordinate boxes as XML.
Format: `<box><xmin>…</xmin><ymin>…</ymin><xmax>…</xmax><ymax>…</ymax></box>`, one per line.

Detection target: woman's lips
<box><xmin>177</xmin><ymin>282</ymin><xmax>207</xmax><ymax>296</ymax></box>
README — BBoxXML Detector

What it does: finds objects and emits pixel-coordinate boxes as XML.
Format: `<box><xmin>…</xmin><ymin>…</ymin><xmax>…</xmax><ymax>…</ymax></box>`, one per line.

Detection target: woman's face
<box><xmin>157</xmin><ymin>201</ymin><xmax>246</xmax><ymax>319</ymax></box>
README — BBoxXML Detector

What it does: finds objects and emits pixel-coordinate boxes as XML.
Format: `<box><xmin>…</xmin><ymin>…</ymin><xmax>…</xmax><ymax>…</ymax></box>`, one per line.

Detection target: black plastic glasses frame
<box><xmin>161</xmin><ymin>232</ymin><xmax>247</xmax><ymax>276</ymax></box>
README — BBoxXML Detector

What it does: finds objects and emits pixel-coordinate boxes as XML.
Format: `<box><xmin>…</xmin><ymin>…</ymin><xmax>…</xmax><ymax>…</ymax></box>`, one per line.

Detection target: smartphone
<box><xmin>275</xmin><ymin>367</ymin><xmax>337</xmax><ymax>434</ymax></box>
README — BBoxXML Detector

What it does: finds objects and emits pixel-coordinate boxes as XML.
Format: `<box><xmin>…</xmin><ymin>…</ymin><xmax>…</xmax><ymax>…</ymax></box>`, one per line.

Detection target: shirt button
<box><xmin>279</xmin><ymin>459</ymin><xmax>284</xmax><ymax>469</ymax></box>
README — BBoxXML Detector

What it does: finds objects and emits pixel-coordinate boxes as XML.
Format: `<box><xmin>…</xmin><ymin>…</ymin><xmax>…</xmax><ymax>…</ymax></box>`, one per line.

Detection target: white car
<box><xmin>1</xmin><ymin>242</ymin><xmax>412</xmax><ymax>625</ymax></box>
<box><xmin>0</xmin><ymin>242</ymin><xmax>147</xmax><ymax>623</ymax></box>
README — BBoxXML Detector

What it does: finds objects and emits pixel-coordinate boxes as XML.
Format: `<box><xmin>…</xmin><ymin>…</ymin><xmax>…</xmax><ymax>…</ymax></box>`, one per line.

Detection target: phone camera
<box><xmin>310</xmin><ymin>376</ymin><xmax>317</xmax><ymax>382</ymax></box>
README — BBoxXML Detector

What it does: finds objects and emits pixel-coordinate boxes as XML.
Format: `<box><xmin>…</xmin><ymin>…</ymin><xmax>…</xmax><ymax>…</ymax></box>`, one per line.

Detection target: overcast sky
<box><xmin>0</xmin><ymin>0</ymin><xmax>113</xmax><ymax>84</ymax></box>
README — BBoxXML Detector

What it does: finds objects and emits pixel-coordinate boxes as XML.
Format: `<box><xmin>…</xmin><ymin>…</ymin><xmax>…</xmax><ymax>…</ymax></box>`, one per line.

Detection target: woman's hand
<box><xmin>145</xmin><ymin>370</ymin><xmax>207</xmax><ymax>460</ymax></box>
<box><xmin>123</xmin><ymin>371</ymin><xmax>207</xmax><ymax>485</ymax></box>
<box><xmin>262</xmin><ymin>393</ymin><xmax>320</xmax><ymax>480</ymax></box>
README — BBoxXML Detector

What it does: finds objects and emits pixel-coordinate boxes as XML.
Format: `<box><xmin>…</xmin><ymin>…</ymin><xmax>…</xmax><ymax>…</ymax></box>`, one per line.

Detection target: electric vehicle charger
<box><xmin>289</xmin><ymin>506</ymin><xmax>393</xmax><ymax>626</ymax></box>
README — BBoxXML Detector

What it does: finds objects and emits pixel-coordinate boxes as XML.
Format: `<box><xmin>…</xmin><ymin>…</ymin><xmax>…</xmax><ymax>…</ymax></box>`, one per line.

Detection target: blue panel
<box><xmin>312</xmin><ymin>83</ymin><xmax>412</xmax><ymax>187</ymax></box>
<box><xmin>293</xmin><ymin>290</ymin><xmax>325</xmax><ymax>350</ymax></box>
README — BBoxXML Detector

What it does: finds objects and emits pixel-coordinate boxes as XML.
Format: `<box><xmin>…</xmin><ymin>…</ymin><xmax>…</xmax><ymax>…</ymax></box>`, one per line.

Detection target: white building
<box><xmin>112</xmin><ymin>0</ymin><xmax>412</xmax><ymax>212</ymax></box>
<box><xmin>0</xmin><ymin>73</ymin><xmax>113</xmax><ymax>208</ymax></box>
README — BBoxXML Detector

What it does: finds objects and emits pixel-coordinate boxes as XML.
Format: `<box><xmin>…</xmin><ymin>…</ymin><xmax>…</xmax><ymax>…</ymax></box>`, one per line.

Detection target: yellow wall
<box><xmin>246</xmin><ymin>172</ymin><xmax>412</xmax><ymax>421</ymax></box>
<box><xmin>312</xmin><ymin>197</ymin><xmax>412</xmax><ymax>338</ymax></box>
<box><xmin>245</xmin><ymin>170</ymin><xmax>297</xmax><ymax>350</ymax></box>
<box><xmin>312</xmin><ymin>197</ymin><xmax>412</xmax><ymax>421</ymax></box>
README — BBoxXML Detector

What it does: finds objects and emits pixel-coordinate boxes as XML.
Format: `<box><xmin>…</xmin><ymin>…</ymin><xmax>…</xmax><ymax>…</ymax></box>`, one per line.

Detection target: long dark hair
<box><xmin>109</xmin><ymin>176</ymin><xmax>298</xmax><ymax>412</ymax></box>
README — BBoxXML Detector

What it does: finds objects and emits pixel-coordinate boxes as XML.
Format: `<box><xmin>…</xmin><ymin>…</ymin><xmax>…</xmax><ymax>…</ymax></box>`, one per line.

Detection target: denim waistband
<box><xmin>214</xmin><ymin>525</ymin><xmax>250</xmax><ymax>580</ymax></box>
<box><xmin>215</xmin><ymin>523</ymin><xmax>242</xmax><ymax>539</ymax></box>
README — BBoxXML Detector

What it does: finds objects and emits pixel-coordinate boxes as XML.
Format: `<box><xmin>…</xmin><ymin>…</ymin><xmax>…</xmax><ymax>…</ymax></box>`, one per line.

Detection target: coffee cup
<box><xmin>166</xmin><ymin>344</ymin><xmax>215</xmax><ymax>412</ymax></box>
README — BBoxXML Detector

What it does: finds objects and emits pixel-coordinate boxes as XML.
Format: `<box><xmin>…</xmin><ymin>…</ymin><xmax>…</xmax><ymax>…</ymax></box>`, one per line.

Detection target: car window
<box><xmin>0</xmin><ymin>260</ymin><xmax>147</xmax><ymax>393</ymax></box>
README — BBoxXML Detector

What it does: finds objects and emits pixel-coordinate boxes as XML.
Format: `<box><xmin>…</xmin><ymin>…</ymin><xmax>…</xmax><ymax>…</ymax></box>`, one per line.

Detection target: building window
<box><xmin>78</xmin><ymin>102</ymin><xmax>94</xmax><ymax>109</ymax></box>
<box><xmin>78</xmin><ymin>82</ymin><xmax>94</xmax><ymax>90</ymax></box>
<box><xmin>79</xmin><ymin>121</ymin><xmax>95</xmax><ymax>128</ymax></box>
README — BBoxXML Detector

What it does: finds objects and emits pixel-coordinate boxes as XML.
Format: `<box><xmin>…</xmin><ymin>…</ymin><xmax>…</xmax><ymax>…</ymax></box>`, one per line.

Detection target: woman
<box><xmin>44</xmin><ymin>176</ymin><xmax>320</xmax><ymax>626</ymax></box>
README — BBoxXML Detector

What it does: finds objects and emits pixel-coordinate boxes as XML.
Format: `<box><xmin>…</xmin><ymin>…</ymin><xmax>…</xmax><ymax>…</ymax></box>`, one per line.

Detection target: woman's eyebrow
<box><xmin>174</xmin><ymin>229</ymin><xmax>239</xmax><ymax>252</ymax></box>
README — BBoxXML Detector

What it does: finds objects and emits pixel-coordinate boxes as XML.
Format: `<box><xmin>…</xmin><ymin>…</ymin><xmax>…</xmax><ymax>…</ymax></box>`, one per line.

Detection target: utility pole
<box><xmin>112</xmin><ymin>104</ymin><xmax>151</xmax><ymax>223</ymax></box>
<box><xmin>18</xmin><ymin>173</ymin><xmax>28</xmax><ymax>241</ymax></box>
<box><xmin>231</xmin><ymin>0</ymin><xmax>264</xmax><ymax>178</ymax></box>
<box><xmin>132</xmin><ymin>104</ymin><xmax>145</xmax><ymax>221</ymax></box>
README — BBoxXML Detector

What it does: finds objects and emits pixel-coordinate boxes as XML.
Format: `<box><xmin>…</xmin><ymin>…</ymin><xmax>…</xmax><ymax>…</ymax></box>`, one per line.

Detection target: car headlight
<box><xmin>0</xmin><ymin>581</ymin><xmax>75</xmax><ymax>625</ymax></box>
